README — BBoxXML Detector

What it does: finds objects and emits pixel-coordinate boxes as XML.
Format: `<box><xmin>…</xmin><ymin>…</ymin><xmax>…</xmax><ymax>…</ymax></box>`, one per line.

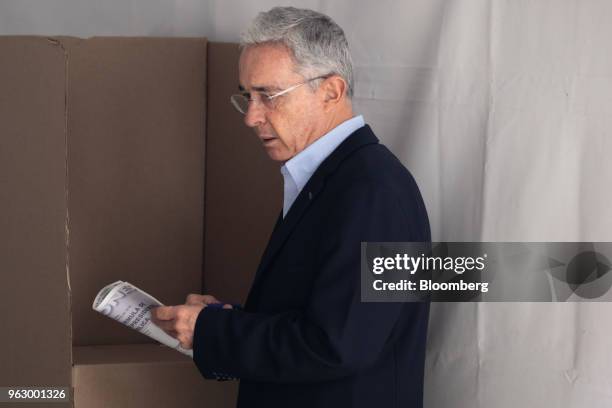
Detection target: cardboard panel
<box><xmin>67</xmin><ymin>38</ymin><xmax>207</xmax><ymax>345</ymax></box>
<box><xmin>204</xmin><ymin>42</ymin><xmax>282</xmax><ymax>304</ymax></box>
<box><xmin>73</xmin><ymin>344</ymin><xmax>237</xmax><ymax>408</ymax></box>
<box><xmin>0</xmin><ymin>37</ymin><xmax>72</xmax><ymax>399</ymax></box>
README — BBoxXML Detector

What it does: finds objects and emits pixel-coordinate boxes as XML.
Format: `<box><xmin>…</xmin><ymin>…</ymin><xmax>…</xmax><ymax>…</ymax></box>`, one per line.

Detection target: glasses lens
<box><xmin>230</xmin><ymin>94</ymin><xmax>249</xmax><ymax>115</ymax></box>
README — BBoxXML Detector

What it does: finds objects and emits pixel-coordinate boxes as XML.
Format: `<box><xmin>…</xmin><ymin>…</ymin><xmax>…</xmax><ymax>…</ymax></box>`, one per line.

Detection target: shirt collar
<box><xmin>282</xmin><ymin>115</ymin><xmax>365</xmax><ymax>192</ymax></box>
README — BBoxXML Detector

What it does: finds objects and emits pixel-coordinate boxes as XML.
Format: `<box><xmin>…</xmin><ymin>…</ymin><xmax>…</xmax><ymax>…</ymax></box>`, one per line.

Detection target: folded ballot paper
<box><xmin>92</xmin><ymin>280</ymin><xmax>193</xmax><ymax>357</ymax></box>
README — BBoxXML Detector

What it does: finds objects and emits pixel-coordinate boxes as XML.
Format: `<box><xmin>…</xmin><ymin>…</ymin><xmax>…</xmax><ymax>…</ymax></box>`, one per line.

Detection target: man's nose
<box><xmin>244</xmin><ymin>100</ymin><xmax>266</xmax><ymax>128</ymax></box>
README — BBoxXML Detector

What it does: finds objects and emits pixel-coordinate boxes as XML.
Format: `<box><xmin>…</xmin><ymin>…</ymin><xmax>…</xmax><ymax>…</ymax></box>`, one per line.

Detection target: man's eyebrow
<box><xmin>238</xmin><ymin>84</ymin><xmax>279</xmax><ymax>93</ymax></box>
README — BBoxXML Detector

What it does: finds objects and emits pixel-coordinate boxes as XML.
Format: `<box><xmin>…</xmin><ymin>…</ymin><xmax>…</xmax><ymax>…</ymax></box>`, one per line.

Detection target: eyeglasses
<box><xmin>230</xmin><ymin>75</ymin><xmax>330</xmax><ymax>115</ymax></box>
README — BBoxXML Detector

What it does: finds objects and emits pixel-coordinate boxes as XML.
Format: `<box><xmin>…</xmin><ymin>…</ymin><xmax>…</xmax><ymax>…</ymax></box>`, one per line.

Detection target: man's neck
<box><xmin>308</xmin><ymin>105</ymin><xmax>355</xmax><ymax>147</ymax></box>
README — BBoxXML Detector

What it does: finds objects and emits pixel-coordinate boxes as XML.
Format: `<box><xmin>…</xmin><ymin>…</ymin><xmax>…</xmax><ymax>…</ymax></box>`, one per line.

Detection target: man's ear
<box><xmin>322</xmin><ymin>75</ymin><xmax>347</xmax><ymax>109</ymax></box>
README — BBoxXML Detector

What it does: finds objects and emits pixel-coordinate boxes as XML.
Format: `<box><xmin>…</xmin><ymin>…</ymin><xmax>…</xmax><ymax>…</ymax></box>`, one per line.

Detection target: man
<box><xmin>152</xmin><ymin>7</ymin><xmax>430</xmax><ymax>408</ymax></box>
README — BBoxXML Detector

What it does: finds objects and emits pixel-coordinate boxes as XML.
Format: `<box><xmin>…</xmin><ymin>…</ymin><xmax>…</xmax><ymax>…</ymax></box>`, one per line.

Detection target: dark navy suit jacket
<box><xmin>193</xmin><ymin>125</ymin><xmax>431</xmax><ymax>408</ymax></box>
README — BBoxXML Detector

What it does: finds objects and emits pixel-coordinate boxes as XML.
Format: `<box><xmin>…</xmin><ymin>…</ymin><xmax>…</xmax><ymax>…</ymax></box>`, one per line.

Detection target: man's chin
<box><xmin>265</xmin><ymin>151</ymin><xmax>289</xmax><ymax>162</ymax></box>
<box><xmin>264</xmin><ymin>148</ymin><xmax>291</xmax><ymax>162</ymax></box>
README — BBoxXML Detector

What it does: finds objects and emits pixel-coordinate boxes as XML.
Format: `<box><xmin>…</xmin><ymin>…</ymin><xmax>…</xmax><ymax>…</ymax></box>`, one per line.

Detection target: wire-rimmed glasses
<box><xmin>230</xmin><ymin>74</ymin><xmax>330</xmax><ymax>115</ymax></box>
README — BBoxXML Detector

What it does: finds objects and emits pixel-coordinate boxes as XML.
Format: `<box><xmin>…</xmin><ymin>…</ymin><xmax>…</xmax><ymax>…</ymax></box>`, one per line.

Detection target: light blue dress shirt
<box><xmin>280</xmin><ymin>115</ymin><xmax>365</xmax><ymax>218</ymax></box>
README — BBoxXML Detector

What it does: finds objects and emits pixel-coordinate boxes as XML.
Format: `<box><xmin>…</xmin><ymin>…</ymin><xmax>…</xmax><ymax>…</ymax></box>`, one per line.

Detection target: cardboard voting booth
<box><xmin>0</xmin><ymin>37</ymin><xmax>281</xmax><ymax>408</ymax></box>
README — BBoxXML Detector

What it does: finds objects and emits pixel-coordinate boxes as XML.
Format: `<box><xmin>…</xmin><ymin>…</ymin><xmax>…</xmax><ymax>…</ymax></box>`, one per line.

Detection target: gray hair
<box><xmin>241</xmin><ymin>7</ymin><xmax>354</xmax><ymax>98</ymax></box>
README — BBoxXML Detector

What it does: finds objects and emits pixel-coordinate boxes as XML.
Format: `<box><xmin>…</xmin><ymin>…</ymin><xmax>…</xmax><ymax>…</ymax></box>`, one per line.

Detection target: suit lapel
<box><xmin>248</xmin><ymin>125</ymin><xmax>379</xmax><ymax>298</ymax></box>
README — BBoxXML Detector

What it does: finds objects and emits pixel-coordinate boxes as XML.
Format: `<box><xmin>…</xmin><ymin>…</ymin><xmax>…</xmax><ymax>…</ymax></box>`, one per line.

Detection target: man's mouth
<box><xmin>261</xmin><ymin>136</ymin><xmax>277</xmax><ymax>145</ymax></box>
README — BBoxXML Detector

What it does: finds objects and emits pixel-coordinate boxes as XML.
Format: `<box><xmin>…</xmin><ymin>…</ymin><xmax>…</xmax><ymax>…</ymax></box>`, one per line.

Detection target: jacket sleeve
<box><xmin>192</xmin><ymin>181</ymin><xmax>430</xmax><ymax>383</ymax></box>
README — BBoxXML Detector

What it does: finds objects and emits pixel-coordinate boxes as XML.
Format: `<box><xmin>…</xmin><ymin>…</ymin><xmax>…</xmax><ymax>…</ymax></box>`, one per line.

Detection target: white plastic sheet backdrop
<box><xmin>2</xmin><ymin>1</ymin><xmax>611</xmax><ymax>407</ymax></box>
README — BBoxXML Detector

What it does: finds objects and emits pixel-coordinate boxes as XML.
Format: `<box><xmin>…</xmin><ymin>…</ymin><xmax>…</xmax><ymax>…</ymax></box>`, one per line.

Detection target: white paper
<box><xmin>92</xmin><ymin>280</ymin><xmax>193</xmax><ymax>357</ymax></box>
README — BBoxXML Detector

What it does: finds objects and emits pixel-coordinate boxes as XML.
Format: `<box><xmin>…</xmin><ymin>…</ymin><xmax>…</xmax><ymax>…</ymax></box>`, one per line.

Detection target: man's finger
<box><xmin>164</xmin><ymin>329</ymin><xmax>178</xmax><ymax>338</ymax></box>
<box><xmin>152</xmin><ymin>317</ymin><xmax>177</xmax><ymax>333</ymax></box>
<box><xmin>151</xmin><ymin>305</ymin><xmax>176</xmax><ymax>321</ymax></box>
<box><xmin>185</xmin><ymin>294</ymin><xmax>220</xmax><ymax>305</ymax></box>
<box><xmin>177</xmin><ymin>334</ymin><xmax>193</xmax><ymax>350</ymax></box>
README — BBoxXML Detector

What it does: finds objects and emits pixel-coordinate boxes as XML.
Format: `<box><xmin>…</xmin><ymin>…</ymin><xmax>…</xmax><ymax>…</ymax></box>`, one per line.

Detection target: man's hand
<box><xmin>151</xmin><ymin>293</ymin><xmax>232</xmax><ymax>349</ymax></box>
<box><xmin>185</xmin><ymin>294</ymin><xmax>224</xmax><ymax>307</ymax></box>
